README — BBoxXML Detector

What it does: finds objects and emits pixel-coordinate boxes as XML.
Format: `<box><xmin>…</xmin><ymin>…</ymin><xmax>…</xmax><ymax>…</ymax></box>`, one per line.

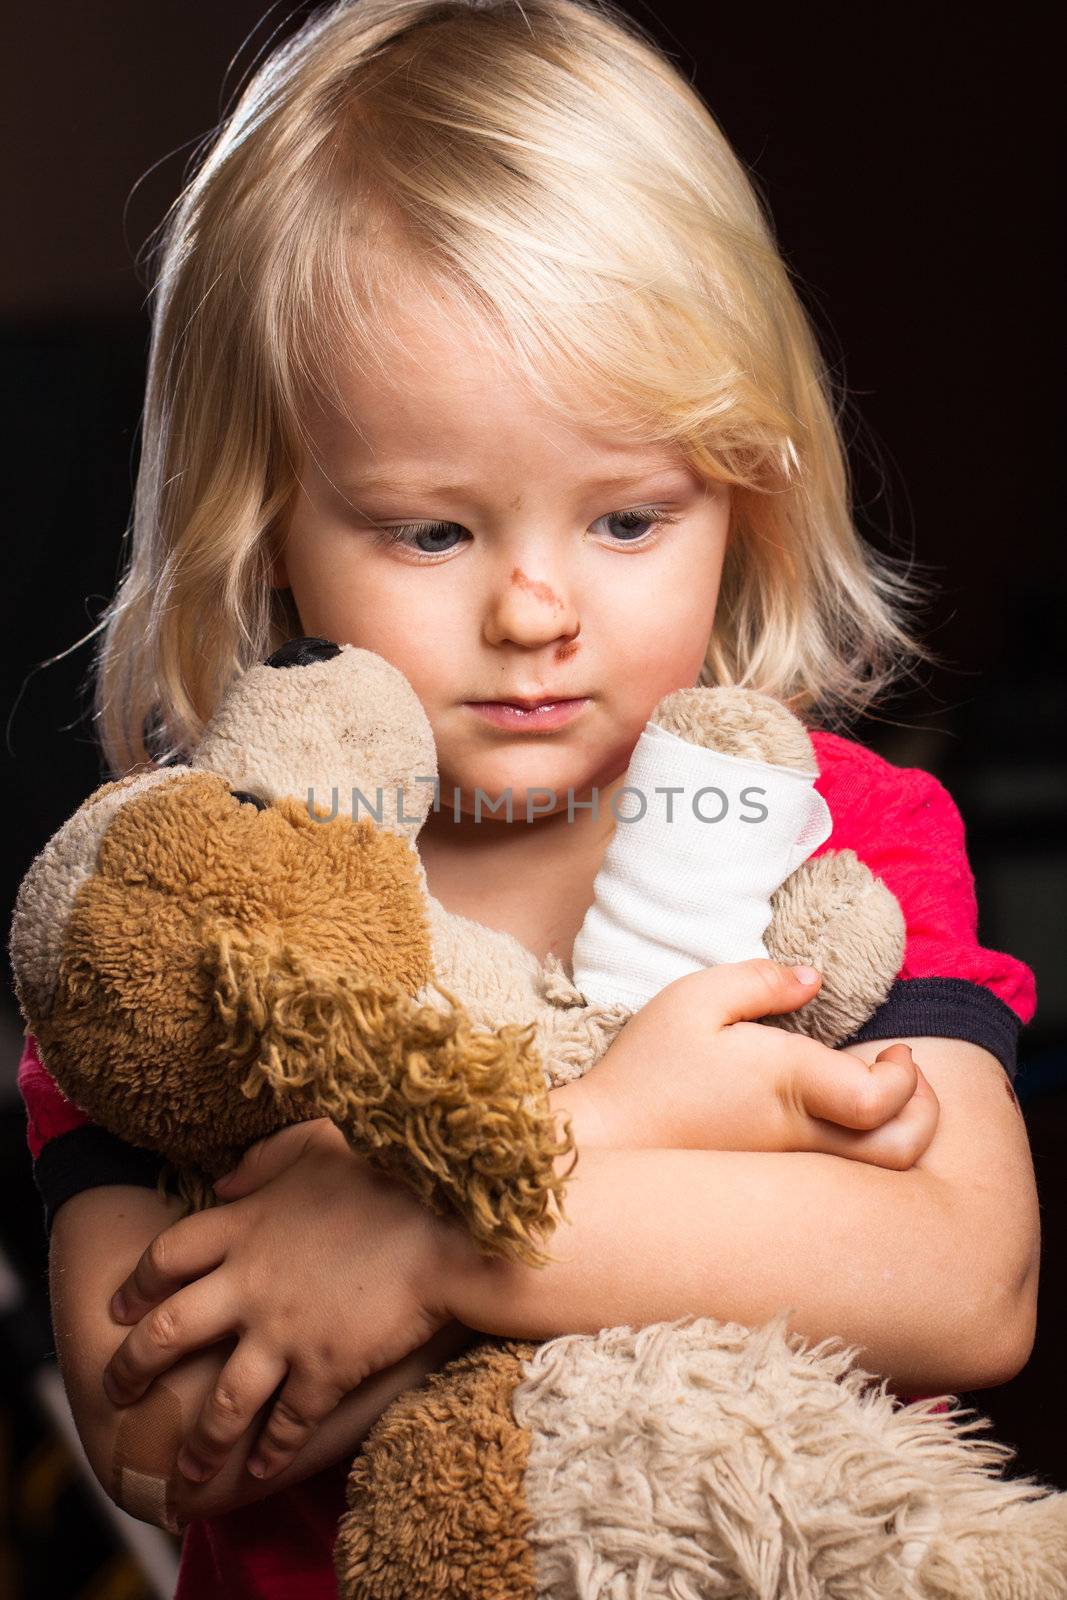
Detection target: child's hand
<box><xmin>581</xmin><ymin>960</ymin><xmax>939</xmax><ymax>1169</ymax></box>
<box><xmin>101</xmin><ymin>1119</ymin><xmax>463</xmax><ymax>1485</ymax></box>
<box><xmin>767</xmin><ymin>1036</ymin><xmax>940</xmax><ymax>1170</ymax></box>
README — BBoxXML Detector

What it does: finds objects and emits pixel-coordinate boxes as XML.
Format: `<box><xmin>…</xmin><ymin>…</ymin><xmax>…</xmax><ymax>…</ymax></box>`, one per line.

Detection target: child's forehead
<box><xmin>301</xmin><ymin>352</ymin><xmax>685</xmax><ymax>484</ymax></box>
<box><xmin>297</xmin><ymin>385</ymin><xmax>696</xmax><ymax>505</ymax></box>
<box><xmin>298</xmin><ymin>265</ymin><xmax>672</xmax><ymax>446</ymax></box>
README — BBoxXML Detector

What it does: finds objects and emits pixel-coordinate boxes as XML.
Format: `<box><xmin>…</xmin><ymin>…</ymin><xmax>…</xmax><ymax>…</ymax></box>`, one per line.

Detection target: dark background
<box><xmin>2</xmin><ymin>4</ymin><xmax>1063</xmax><ymax>1594</ymax></box>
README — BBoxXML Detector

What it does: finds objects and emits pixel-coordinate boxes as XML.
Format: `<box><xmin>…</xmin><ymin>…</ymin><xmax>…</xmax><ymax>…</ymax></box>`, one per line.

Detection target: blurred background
<box><xmin>2</xmin><ymin>3</ymin><xmax>1063</xmax><ymax>1594</ymax></box>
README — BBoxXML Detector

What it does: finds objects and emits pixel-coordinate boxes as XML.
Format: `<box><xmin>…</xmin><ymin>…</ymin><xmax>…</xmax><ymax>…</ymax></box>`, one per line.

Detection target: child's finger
<box><xmin>864</xmin><ymin>1064</ymin><xmax>941</xmax><ymax>1169</ymax></box>
<box><xmin>176</xmin><ymin>1342</ymin><xmax>287</xmax><ymax>1484</ymax></box>
<box><xmin>688</xmin><ymin>958</ymin><xmax>823</xmax><ymax>1028</ymax></box>
<box><xmin>811</xmin><ymin>1064</ymin><xmax>941</xmax><ymax>1171</ymax></box>
<box><xmin>246</xmin><ymin>1371</ymin><xmax>347</xmax><ymax>1480</ymax></box>
<box><xmin>794</xmin><ymin>1041</ymin><xmax>917</xmax><ymax>1131</ymax></box>
<box><xmin>214</xmin><ymin>1118</ymin><xmax>343</xmax><ymax>1200</ymax></box>
<box><xmin>110</xmin><ymin>1208</ymin><xmax>231</xmax><ymax>1325</ymax></box>
<box><xmin>103</xmin><ymin>1282</ymin><xmax>236</xmax><ymax>1406</ymax></box>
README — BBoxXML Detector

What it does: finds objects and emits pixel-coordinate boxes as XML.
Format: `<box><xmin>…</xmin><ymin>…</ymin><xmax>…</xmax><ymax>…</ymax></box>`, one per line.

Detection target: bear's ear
<box><xmin>191</xmin><ymin>643</ymin><xmax>439</xmax><ymax>843</ymax></box>
<box><xmin>263</xmin><ymin>636</ymin><xmax>342</xmax><ymax>669</ymax></box>
<box><xmin>9</xmin><ymin>767</ymin><xmax>191</xmax><ymax>1028</ymax></box>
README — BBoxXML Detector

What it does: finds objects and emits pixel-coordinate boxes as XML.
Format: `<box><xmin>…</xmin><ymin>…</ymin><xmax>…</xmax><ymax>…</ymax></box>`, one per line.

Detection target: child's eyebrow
<box><xmin>333</xmin><ymin>464</ymin><xmax>695</xmax><ymax>500</ymax></box>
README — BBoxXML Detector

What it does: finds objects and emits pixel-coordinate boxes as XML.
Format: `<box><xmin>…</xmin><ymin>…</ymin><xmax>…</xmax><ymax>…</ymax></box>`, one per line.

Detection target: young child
<box><xmin>18</xmin><ymin>1</ymin><xmax>1039</xmax><ymax>1594</ymax></box>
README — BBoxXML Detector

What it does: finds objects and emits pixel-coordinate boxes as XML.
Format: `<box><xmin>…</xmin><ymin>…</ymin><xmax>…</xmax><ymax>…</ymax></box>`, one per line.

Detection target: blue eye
<box><xmin>375</xmin><ymin>521</ymin><xmax>467</xmax><ymax>555</ymax></box>
<box><xmin>373</xmin><ymin>506</ymin><xmax>680</xmax><ymax>558</ymax></box>
<box><xmin>599</xmin><ymin>507</ymin><xmax>680</xmax><ymax>543</ymax></box>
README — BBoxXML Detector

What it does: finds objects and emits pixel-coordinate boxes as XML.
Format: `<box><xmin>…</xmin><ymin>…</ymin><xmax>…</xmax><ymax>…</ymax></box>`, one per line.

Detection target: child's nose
<box><xmin>483</xmin><ymin>563</ymin><xmax>581</xmax><ymax>649</ymax></box>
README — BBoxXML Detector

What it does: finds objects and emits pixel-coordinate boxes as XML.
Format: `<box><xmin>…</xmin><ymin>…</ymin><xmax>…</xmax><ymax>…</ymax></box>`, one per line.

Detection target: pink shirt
<box><xmin>16</xmin><ymin>729</ymin><xmax>1035</xmax><ymax>1597</ymax></box>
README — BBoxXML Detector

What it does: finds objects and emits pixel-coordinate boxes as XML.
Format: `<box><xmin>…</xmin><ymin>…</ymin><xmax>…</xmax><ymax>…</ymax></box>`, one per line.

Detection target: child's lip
<box><xmin>471</xmin><ymin>693</ymin><xmax>588</xmax><ymax>708</ymax></box>
<box><xmin>465</xmin><ymin>698</ymin><xmax>592</xmax><ymax>730</ymax></box>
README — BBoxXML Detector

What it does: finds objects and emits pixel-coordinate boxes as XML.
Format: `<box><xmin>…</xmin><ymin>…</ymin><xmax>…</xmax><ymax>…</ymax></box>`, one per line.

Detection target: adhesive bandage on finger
<box><xmin>571</xmin><ymin>719</ymin><xmax>833</xmax><ymax>1010</ymax></box>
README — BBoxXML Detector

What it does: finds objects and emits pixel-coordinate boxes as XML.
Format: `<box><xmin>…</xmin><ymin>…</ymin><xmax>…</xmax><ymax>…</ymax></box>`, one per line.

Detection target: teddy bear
<box><xmin>9</xmin><ymin>636</ymin><xmax>1065</xmax><ymax>1599</ymax></box>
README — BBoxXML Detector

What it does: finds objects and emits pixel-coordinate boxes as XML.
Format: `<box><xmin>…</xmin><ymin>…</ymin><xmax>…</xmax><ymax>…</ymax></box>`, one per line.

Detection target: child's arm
<box><xmin>452</xmin><ymin>1031</ymin><xmax>1040</xmax><ymax>1397</ymax></box>
<box><xmin>88</xmin><ymin>1030</ymin><xmax>1031</xmax><ymax>1501</ymax></box>
<box><xmin>565</xmin><ymin>960</ymin><xmax>941</xmax><ymax>1170</ymax></box>
<box><xmin>49</xmin><ymin>1182</ymin><xmax>483</xmax><ymax>1527</ymax></box>
<box><xmin>51</xmin><ymin>1078</ymin><xmax>620</xmax><ymax>1519</ymax></box>
<box><xmin>49</xmin><ymin>998</ymin><xmax>928</xmax><ymax>1522</ymax></box>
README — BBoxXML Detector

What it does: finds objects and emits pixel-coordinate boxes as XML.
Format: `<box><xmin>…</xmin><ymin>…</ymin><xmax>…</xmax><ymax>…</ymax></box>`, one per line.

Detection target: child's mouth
<box><xmin>465</xmin><ymin>698</ymin><xmax>591</xmax><ymax>731</ymax></box>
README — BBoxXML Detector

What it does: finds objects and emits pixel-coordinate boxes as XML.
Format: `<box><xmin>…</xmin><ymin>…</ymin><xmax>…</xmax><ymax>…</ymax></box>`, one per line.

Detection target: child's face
<box><xmin>273</xmin><ymin>284</ymin><xmax>730</xmax><ymax>820</ymax></box>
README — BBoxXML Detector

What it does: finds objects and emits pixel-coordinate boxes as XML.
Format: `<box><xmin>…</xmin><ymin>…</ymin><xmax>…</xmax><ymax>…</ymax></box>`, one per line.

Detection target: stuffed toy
<box><xmin>10</xmin><ymin>636</ymin><xmax>1065</xmax><ymax>1600</ymax></box>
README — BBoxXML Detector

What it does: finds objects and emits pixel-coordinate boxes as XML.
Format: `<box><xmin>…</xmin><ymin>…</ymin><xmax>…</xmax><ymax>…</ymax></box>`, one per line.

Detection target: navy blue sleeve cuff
<box><xmin>842</xmin><ymin>977</ymin><xmax>1023</xmax><ymax>1080</ymax></box>
<box><xmin>33</xmin><ymin>1125</ymin><xmax>166</xmax><ymax>1234</ymax></box>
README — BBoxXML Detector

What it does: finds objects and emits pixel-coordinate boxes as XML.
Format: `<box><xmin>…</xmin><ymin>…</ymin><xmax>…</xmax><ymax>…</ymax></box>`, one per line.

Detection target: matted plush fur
<box><xmin>335</xmin><ymin>1313</ymin><xmax>1067</xmax><ymax>1600</ymax></box>
<box><xmin>512</xmin><ymin>1313</ymin><xmax>1067</xmax><ymax>1600</ymax></box>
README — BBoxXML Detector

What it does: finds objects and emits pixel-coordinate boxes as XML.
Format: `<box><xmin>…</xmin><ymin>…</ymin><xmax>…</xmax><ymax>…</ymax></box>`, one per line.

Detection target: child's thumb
<box><xmin>213</xmin><ymin>1121</ymin><xmax>318</xmax><ymax>1198</ymax></box>
<box><xmin>698</xmin><ymin>957</ymin><xmax>822</xmax><ymax>1028</ymax></box>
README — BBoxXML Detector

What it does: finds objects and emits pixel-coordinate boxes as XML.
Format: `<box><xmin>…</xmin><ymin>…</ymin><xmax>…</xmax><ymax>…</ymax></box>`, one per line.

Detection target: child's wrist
<box><xmin>548</xmin><ymin>1077</ymin><xmax>615</xmax><ymax>1152</ymax></box>
<box><xmin>431</xmin><ymin>1080</ymin><xmax>614</xmax><ymax>1325</ymax></box>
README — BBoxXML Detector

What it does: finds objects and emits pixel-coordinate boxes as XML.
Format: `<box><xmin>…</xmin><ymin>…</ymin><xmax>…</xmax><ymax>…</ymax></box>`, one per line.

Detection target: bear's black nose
<box><xmin>265</xmin><ymin>637</ymin><xmax>342</xmax><ymax>669</ymax></box>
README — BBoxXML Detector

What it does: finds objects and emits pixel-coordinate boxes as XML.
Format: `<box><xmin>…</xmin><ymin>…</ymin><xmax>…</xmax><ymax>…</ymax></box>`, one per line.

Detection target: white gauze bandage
<box><xmin>570</xmin><ymin>720</ymin><xmax>833</xmax><ymax>1009</ymax></box>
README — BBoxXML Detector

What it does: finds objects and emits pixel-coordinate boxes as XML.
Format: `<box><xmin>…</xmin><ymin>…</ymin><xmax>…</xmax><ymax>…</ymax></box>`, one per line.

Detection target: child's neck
<box><xmin>416</xmin><ymin>771</ymin><xmax>629</xmax><ymax>969</ymax></box>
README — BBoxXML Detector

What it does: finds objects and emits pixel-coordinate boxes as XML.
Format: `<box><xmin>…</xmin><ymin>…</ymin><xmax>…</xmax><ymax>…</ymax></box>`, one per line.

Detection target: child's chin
<box><xmin>438</xmin><ymin>767</ymin><xmax>602</xmax><ymax>823</ymax></box>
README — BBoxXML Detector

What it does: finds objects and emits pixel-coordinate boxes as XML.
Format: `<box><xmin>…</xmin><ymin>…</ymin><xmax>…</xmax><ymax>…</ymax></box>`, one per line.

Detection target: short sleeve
<box><xmin>809</xmin><ymin>731</ymin><xmax>1035</xmax><ymax>1079</ymax></box>
<box><xmin>17</xmin><ymin>1032</ymin><xmax>164</xmax><ymax>1231</ymax></box>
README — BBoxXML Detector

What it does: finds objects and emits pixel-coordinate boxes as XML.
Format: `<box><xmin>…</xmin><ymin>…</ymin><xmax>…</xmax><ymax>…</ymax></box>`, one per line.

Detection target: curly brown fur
<box><xmin>27</xmin><ymin>776</ymin><xmax>437</xmax><ymax>1174</ymax></box>
<box><xmin>222</xmin><ymin>943</ymin><xmax>577</xmax><ymax>1268</ymax></box>
<box><xmin>335</xmin><ymin>1338</ymin><xmax>540</xmax><ymax>1600</ymax></box>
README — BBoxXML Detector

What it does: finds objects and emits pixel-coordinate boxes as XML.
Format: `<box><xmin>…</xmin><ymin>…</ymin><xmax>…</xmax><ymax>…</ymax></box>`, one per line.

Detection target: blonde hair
<box><xmin>88</xmin><ymin>0</ymin><xmax>926</xmax><ymax>777</ymax></box>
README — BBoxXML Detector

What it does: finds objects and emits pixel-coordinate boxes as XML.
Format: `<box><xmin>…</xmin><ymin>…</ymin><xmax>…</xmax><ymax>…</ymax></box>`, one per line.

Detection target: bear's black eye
<box><xmin>231</xmin><ymin>789</ymin><xmax>268</xmax><ymax>811</ymax></box>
